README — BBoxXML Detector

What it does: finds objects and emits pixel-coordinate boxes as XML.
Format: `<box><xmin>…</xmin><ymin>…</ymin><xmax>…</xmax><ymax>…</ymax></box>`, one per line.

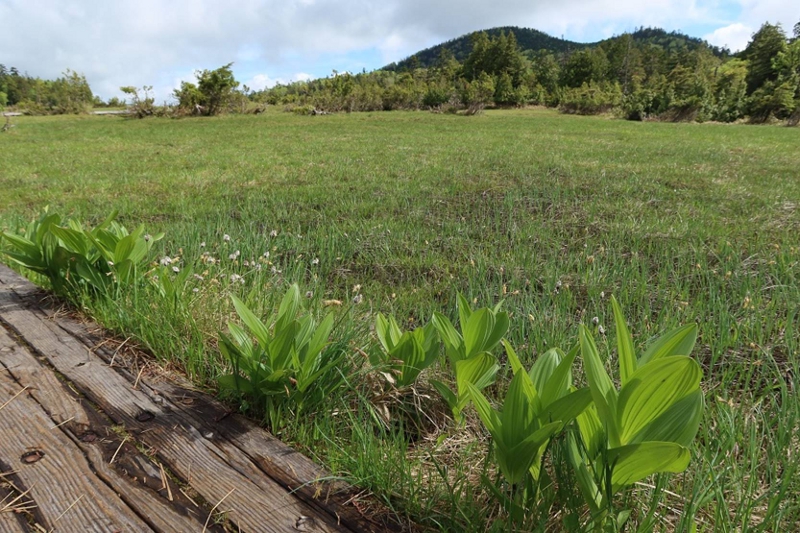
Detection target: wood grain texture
<box><xmin>0</xmin><ymin>265</ymin><xmax>349</xmax><ymax>533</ymax></box>
<box><xmin>0</xmin><ymin>361</ymin><xmax>152</xmax><ymax>532</ymax></box>
<box><xmin>0</xmin><ymin>328</ymin><xmax>214</xmax><ymax>533</ymax></box>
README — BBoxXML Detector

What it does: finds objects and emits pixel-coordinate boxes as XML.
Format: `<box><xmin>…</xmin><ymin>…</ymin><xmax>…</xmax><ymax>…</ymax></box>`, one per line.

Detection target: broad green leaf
<box><xmin>608</xmin><ymin>442</ymin><xmax>691</xmax><ymax>490</ymax></box>
<box><xmin>464</xmin><ymin>309</ymin><xmax>494</xmax><ymax>358</ymax></box>
<box><xmin>306</xmin><ymin>313</ymin><xmax>334</xmax><ymax>363</ymax></box>
<box><xmin>501</xmin><ymin>339</ymin><xmax>524</xmax><ymax>375</ymax></box>
<box><xmin>455</xmin><ymin>352</ymin><xmax>498</xmax><ymax>398</ymax></box>
<box><xmin>529</xmin><ymin>348</ymin><xmax>561</xmax><ymax>400</ymax></box>
<box><xmin>375</xmin><ymin>313</ymin><xmax>392</xmax><ymax>353</ymax></box>
<box><xmin>579</xmin><ymin>325</ymin><xmax>620</xmax><ymax>447</ymax></box>
<box><xmin>466</xmin><ymin>383</ymin><xmax>500</xmax><ymax>435</ymax></box>
<box><xmin>231</xmin><ymin>295</ymin><xmax>272</xmax><ymax>348</ymax></box>
<box><xmin>269</xmin><ymin>321</ymin><xmax>299</xmax><ymax>369</ymax></box>
<box><xmin>618</xmin><ymin>356</ymin><xmax>702</xmax><ymax>444</ymax></box>
<box><xmin>611</xmin><ymin>296</ymin><xmax>637</xmax><ymax>386</ymax></box>
<box><xmin>432</xmin><ymin>312</ymin><xmax>465</xmax><ymax>362</ymax></box>
<box><xmin>217</xmin><ymin>374</ymin><xmax>254</xmax><ymax>394</ymax></box>
<box><xmin>226</xmin><ymin>324</ymin><xmax>253</xmax><ymax>354</ymax></box>
<box><xmin>275</xmin><ymin>284</ymin><xmax>301</xmax><ymax>333</ymax></box>
<box><xmin>457</xmin><ymin>293</ymin><xmax>473</xmax><ymax>330</ymax></box>
<box><xmin>501</xmin><ymin>421</ymin><xmax>561</xmax><ymax>484</ymax></box>
<box><xmin>484</xmin><ymin>311</ymin><xmax>509</xmax><ymax>354</ymax></box>
<box><xmin>74</xmin><ymin>256</ymin><xmax>110</xmax><ymax>290</ymax></box>
<box><xmin>500</xmin><ymin>372</ymin><xmax>536</xmax><ymax>447</ymax></box>
<box><xmin>541</xmin><ymin>388</ymin><xmax>592</xmax><ymax>424</ymax></box>
<box><xmin>639</xmin><ymin>323</ymin><xmax>698</xmax><ymax>365</ymax></box>
<box><xmin>541</xmin><ymin>344</ymin><xmax>579</xmax><ymax>408</ymax></box>
<box><xmin>577</xmin><ymin>403</ymin><xmax>605</xmax><ymax>459</ymax></box>
<box><xmin>1</xmin><ymin>232</ymin><xmax>41</xmax><ymax>262</ymax></box>
<box><xmin>49</xmin><ymin>226</ymin><xmax>90</xmax><ymax>257</ymax></box>
<box><xmin>567</xmin><ymin>434</ymin><xmax>602</xmax><ymax>512</ymax></box>
<box><xmin>430</xmin><ymin>380</ymin><xmax>457</xmax><ymax>410</ymax></box>
<box><xmin>633</xmin><ymin>389</ymin><xmax>704</xmax><ymax>447</ymax></box>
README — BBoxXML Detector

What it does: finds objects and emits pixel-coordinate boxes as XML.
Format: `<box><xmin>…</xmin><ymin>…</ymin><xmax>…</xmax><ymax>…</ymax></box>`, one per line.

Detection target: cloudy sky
<box><xmin>1</xmin><ymin>0</ymin><xmax>797</xmax><ymax>101</ymax></box>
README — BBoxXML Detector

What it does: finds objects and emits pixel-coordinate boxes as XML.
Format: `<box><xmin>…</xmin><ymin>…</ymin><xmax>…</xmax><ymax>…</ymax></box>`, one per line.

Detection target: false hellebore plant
<box><xmin>0</xmin><ymin>209</ymin><xmax>163</xmax><ymax>296</ymax></box>
<box><xmin>568</xmin><ymin>296</ymin><xmax>704</xmax><ymax>529</ymax></box>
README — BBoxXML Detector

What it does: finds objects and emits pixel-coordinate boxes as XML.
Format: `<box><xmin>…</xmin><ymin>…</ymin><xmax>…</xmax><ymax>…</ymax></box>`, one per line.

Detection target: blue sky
<box><xmin>1</xmin><ymin>0</ymin><xmax>797</xmax><ymax>101</ymax></box>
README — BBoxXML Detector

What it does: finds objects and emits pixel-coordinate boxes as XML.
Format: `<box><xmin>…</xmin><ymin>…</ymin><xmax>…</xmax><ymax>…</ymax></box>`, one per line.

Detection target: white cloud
<box><xmin>704</xmin><ymin>23</ymin><xmax>754</xmax><ymax>52</ymax></box>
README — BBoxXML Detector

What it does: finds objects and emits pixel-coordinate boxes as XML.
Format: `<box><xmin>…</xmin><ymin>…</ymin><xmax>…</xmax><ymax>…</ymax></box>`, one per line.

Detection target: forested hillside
<box><xmin>257</xmin><ymin>22</ymin><xmax>800</xmax><ymax>124</ymax></box>
<box><xmin>384</xmin><ymin>26</ymin><xmax>727</xmax><ymax>71</ymax></box>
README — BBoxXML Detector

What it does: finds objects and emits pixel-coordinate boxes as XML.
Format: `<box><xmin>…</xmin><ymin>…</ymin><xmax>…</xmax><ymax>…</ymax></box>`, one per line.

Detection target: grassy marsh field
<box><xmin>1</xmin><ymin>108</ymin><xmax>800</xmax><ymax>531</ymax></box>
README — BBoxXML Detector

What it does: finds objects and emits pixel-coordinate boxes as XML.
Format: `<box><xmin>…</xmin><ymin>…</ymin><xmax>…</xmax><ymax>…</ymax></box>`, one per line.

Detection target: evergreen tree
<box><xmin>743</xmin><ymin>23</ymin><xmax>788</xmax><ymax>94</ymax></box>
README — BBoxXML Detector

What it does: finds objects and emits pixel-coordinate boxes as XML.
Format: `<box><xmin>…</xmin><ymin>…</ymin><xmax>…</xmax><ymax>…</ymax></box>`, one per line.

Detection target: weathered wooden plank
<box><xmin>0</xmin><ymin>329</ymin><xmax>214</xmax><ymax>532</ymax></box>
<box><xmin>0</xmin><ymin>269</ymin><xmax>348</xmax><ymax>533</ymax></box>
<box><xmin>0</xmin><ymin>361</ymin><xmax>152</xmax><ymax>531</ymax></box>
<box><xmin>14</xmin><ymin>273</ymin><xmax>399</xmax><ymax>532</ymax></box>
<box><xmin>0</xmin><ymin>470</ymin><xmax>31</xmax><ymax>533</ymax></box>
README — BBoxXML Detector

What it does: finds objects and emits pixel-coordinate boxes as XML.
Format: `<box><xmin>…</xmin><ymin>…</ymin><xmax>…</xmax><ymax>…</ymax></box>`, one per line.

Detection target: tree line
<box><xmin>0</xmin><ymin>66</ymin><xmax>117</xmax><ymax>113</ymax></box>
<box><xmin>256</xmin><ymin>22</ymin><xmax>800</xmax><ymax>124</ymax></box>
<box><xmin>3</xmin><ymin>21</ymin><xmax>799</xmax><ymax>124</ymax></box>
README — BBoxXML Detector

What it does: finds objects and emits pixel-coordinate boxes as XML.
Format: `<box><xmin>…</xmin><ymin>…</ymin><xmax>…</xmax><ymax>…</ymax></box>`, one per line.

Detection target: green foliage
<box><xmin>430</xmin><ymin>294</ymin><xmax>504</xmax><ymax>422</ymax></box>
<box><xmin>561</xmin><ymin>49</ymin><xmax>610</xmax><ymax>88</ymax></box>
<box><xmin>120</xmin><ymin>86</ymin><xmax>155</xmax><ymax>118</ymax></box>
<box><xmin>744</xmin><ymin>23</ymin><xmax>788</xmax><ymax>95</ymax></box>
<box><xmin>0</xmin><ymin>68</ymin><xmax>93</xmax><ymax>114</ymax></box>
<box><xmin>174</xmin><ymin>63</ymin><xmax>240</xmax><ymax>116</ymax></box>
<box><xmin>559</xmin><ymin>82</ymin><xmax>622</xmax><ymax>115</ymax></box>
<box><xmin>372</xmin><ymin>313</ymin><xmax>440</xmax><ymax>388</ymax></box>
<box><xmin>568</xmin><ymin>296</ymin><xmax>703</xmax><ymax>526</ymax></box>
<box><xmin>217</xmin><ymin>286</ymin><xmax>346</xmax><ymax>431</ymax></box>
<box><xmin>0</xmin><ymin>209</ymin><xmax>163</xmax><ymax>296</ymax></box>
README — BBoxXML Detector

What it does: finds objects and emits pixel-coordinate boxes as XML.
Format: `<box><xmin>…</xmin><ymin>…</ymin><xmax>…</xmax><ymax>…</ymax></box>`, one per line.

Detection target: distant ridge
<box><xmin>383</xmin><ymin>26</ymin><xmax>727</xmax><ymax>71</ymax></box>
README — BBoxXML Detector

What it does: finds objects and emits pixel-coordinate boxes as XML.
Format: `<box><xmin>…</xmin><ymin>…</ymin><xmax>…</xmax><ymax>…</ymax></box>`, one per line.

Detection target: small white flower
<box><xmin>352</xmin><ymin>294</ymin><xmax>363</xmax><ymax>304</ymax></box>
<box><xmin>271</xmin><ymin>266</ymin><xmax>282</xmax><ymax>274</ymax></box>
<box><xmin>229</xmin><ymin>253</ymin><xmax>237</xmax><ymax>261</ymax></box>
<box><xmin>144</xmin><ymin>234</ymin><xmax>151</xmax><ymax>242</ymax></box>
<box><xmin>192</xmin><ymin>288</ymin><xmax>199</xmax><ymax>293</ymax></box>
<box><xmin>255</xmin><ymin>263</ymin><xmax>262</xmax><ymax>271</ymax></box>
<box><xmin>305</xmin><ymin>291</ymin><xmax>314</xmax><ymax>299</ymax></box>
<box><xmin>592</xmin><ymin>316</ymin><xmax>600</xmax><ymax>326</ymax></box>
<box><xmin>311</xmin><ymin>258</ymin><xmax>319</xmax><ymax>265</ymax></box>
<box><xmin>598</xmin><ymin>325</ymin><xmax>606</xmax><ymax>336</ymax></box>
<box><xmin>600</xmin><ymin>291</ymin><xmax>605</xmax><ymax>299</ymax></box>
<box><xmin>243</xmin><ymin>260</ymin><xmax>250</xmax><ymax>267</ymax></box>
<box><xmin>263</xmin><ymin>251</ymin><xmax>270</xmax><ymax>258</ymax></box>
<box><xmin>200</xmin><ymin>241</ymin><xmax>206</xmax><ymax>248</ymax></box>
<box><xmin>269</xmin><ymin>230</ymin><xmax>278</xmax><ymax>237</ymax></box>
<box><xmin>160</xmin><ymin>256</ymin><xmax>172</xmax><ymax>266</ymax></box>
<box><xmin>352</xmin><ymin>284</ymin><xmax>362</xmax><ymax>293</ymax></box>
<box><xmin>193</xmin><ymin>274</ymin><xmax>204</xmax><ymax>281</ymax></box>
<box><xmin>107</xmin><ymin>260</ymin><xmax>114</xmax><ymax>266</ymax></box>
<box><xmin>206</xmin><ymin>256</ymin><xmax>216</xmax><ymax>265</ymax></box>
<box><xmin>223</xmin><ymin>234</ymin><xmax>231</xmax><ymax>242</ymax></box>
<box><xmin>230</xmin><ymin>274</ymin><xmax>244</xmax><ymax>284</ymax></box>
<box><xmin>172</xmin><ymin>266</ymin><xmax>180</xmax><ymax>273</ymax></box>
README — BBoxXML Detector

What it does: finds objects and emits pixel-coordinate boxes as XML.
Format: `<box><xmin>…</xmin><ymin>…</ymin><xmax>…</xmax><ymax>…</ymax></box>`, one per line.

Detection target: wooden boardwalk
<box><xmin>0</xmin><ymin>265</ymin><xmax>393</xmax><ymax>533</ymax></box>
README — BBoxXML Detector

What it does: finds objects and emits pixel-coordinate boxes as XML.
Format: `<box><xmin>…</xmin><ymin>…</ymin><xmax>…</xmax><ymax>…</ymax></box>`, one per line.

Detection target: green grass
<box><xmin>1</xmin><ymin>108</ymin><xmax>799</xmax><ymax>531</ymax></box>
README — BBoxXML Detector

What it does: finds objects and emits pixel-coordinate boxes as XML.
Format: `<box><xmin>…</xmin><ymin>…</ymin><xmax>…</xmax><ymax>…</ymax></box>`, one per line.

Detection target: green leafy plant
<box><xmin>569</xmin><ymin>296</ymin><xmax>704</xmax><ymax>528</ymax></box>
<box><xmin>0</xmin><ymin>209</ymin><xmax>162</xmax><ymax>296</ymax></box>
<box><xmin>372</xmin><ymin>313</ymin><xmax>440</xmax><ymax>388</ymax></box>
<box><xmin>430</xmin><ymin>294</ymin><xmax>506</xmax><ymax>422</ymax></box>
<box><xmin>217</xmin><ymin>285</ymin><xmax>345</xmax><ymax>430</ymax></box>
<box><xmin>469</xmin><ymin>341</ymin><xmax>592</xmax><ymax>526</ymax></box>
